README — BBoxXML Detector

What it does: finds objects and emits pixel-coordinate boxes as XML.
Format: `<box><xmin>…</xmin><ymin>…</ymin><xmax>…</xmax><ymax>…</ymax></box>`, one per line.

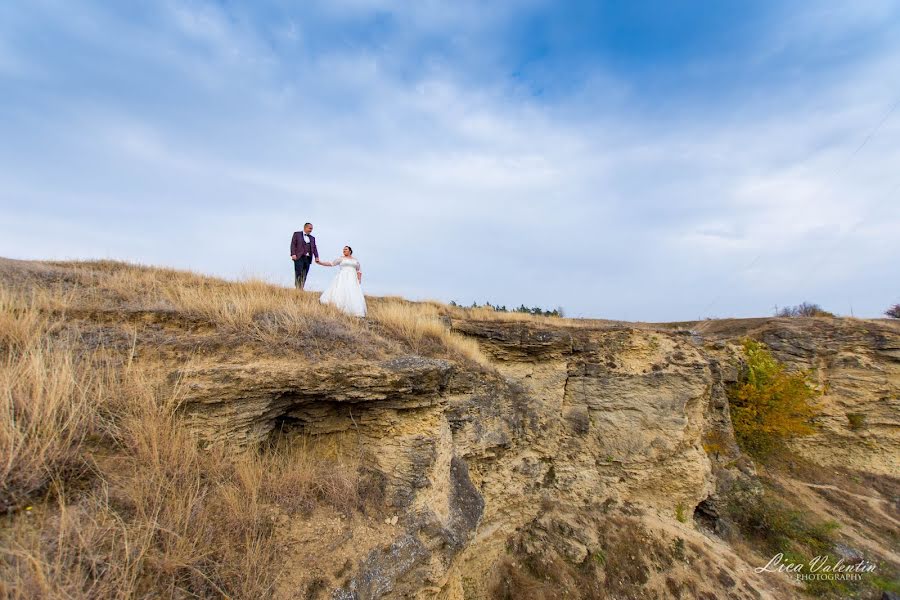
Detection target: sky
<box><xmin>1</xmin><ymin>1</ymin><xmax>899</xmax><ymax>321</ymax></box>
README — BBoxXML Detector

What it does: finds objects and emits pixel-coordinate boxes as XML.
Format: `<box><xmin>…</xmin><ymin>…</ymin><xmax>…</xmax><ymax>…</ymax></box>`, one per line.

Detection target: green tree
<box><xmin>728</xmin><ymin>339</ymin><xmax>820</xmax><ymax>458</ymax></box>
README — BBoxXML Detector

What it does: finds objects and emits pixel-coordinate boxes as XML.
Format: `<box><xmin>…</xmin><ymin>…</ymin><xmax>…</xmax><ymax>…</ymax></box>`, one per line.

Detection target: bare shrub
<box><xmin>775</xmin><ymin>302</ymin><xmax>833</xmax><ymax>317</ymax></box>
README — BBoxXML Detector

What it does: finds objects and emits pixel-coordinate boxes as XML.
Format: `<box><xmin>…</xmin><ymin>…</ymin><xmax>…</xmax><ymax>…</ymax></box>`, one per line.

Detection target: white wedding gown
<box><xmin>319</xmin><ymin>257</ymin><xmax>367</xmax><ymax>317</ymax></box>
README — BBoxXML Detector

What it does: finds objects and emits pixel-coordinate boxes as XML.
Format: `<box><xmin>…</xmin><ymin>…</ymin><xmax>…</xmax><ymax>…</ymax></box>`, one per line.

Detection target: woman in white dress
<box><xmin>316</xmin><ymin>246</ymin><xmax>367</xmax><ymax>317</ymax></box>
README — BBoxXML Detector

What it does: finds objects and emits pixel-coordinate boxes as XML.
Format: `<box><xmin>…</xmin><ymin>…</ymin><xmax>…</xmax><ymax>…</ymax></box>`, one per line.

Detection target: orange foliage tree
<box><xmin>728</xmin><ymin>339</ymin><xmax>820</xmax><ymax>458</ymax></box>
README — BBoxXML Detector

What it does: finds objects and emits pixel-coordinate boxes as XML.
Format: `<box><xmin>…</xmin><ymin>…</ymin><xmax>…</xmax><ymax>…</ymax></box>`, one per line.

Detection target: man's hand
<box><xmin>291</xmin><ymin>255</ymin><xmax>297</xmax><ymax>260</ymax></box>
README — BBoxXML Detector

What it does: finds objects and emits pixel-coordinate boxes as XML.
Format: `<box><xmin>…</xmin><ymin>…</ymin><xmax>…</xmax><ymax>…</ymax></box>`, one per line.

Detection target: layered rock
<box><xmin>4</xmin><ymin>258</ymin><xmax>897</xmax><ymax>598</ymax></box>
<box><xmin>694</xmin><ymin>317</ymin><xmax>900</xmax><ymax>476</ymax></box>
<box><xmin>179</xmin><ymin>320</ymin><xmax>753</xmax><ymax>597</ymax></box>
<box><xmin>173</xmin><ymin>314</ymin><xmax>899</xmax><ymax>598</ymax></box>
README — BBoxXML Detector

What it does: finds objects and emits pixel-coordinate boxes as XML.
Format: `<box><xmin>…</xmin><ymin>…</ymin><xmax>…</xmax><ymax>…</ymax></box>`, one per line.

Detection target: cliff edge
<box><xmin>1</xmin><ymin>258</ymin><xmax>897</xmax><ymax>599</ymax></box>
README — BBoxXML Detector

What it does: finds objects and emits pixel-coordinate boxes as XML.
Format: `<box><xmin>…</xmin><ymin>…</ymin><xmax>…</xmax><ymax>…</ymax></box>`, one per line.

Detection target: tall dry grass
<box><xmin>441</xmin><ymin>302</ymin><xmax>609</xmax><ymax>328</ymax></box>
<box><xmin>163</xmin><ymin>276</ymin><xmax>367</xmax><ymax>347</ymax></box>
<box><xmin>0</xmin><ymin>288</ymin><xmax>107</xmax><ymax>513</ymax></box>
<box><xmin>43</xmin><ymin>261</ymin><xmax>379</xmax><ymax>355</ymax></box>
<box><xmin>2</xmin><ymin>357</ymin><xmax>370</xmax><ymax>599</ymax></box>
<box><xmin>42</xmin><ymin>260</ymin><xmax>601</xmax><ymax>357</ymax></box>
<box><xmin>0</xmin><ymin>272</ymin><xmax>376</xmax><ymax>599</ymax></box>
<box><xmin>368</xmin><ymin>298</ymin><xmax>488</xmax><ymax>365</ymax></box>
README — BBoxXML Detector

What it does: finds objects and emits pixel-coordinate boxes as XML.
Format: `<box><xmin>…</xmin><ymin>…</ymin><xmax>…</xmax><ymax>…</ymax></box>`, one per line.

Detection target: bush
<box><xmin>726</xmin><ymin>484</ymin><xmax>833</xmax><ymax>556</ymax></box>
<box><xmin>775</xmin><ymin>302</ymin><xmax>833</xmax><ymax>317</ymax></box>
<box><xmin>728</xmin><ymin>339</ymin><xmax>820</xmax><ymax>459</ymax></box>
<box><xmin>885</xmin><ymin>304</ymin><xmax>900</xmax><ymax>319</ymax></box>
<box><xmin>725</xmin><ymin>482</ymin><xmax>842</xmax><ymax>592</ymax></box>
<box><xmin>701</xmin><ymin>428</ymin><xmax>731</xmax><ymax>459</ymax></box>
<box><xmin>846</xmin><ymin>412</ymin><xmax>866</xmax><ymax>430</ymax></box>
<box><xmin>722</xmin><ymin>479</ymin><xmax>898</xmax><ymax>597</ymax></box>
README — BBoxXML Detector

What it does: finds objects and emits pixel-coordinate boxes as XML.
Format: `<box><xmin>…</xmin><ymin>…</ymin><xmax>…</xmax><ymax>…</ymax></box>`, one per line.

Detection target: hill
<box><xmin>1</xmin><ymin>257</ymin><xmax>898</xmax><ymax>599</ymax></box>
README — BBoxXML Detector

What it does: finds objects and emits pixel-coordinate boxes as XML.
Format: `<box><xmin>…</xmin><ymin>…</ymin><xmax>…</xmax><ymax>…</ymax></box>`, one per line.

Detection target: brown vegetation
<box><xmin>3</xmin><ymin>258</ymin><xmax>573</xmax><ymax>598</ymax></box>
<box><xmin>368</xmin><ymin>297</ymin><xmax>488</xmax><ymax>365</ymax></box>
<box><xmin>775</xmin><ymin>302</ymin><xmax>834</xmax><ymax>318</ymax></box>
<box><xmin>3</xmin><ymin>258</ymin><xmax>897</xmax><ymax>599</ymax></box>
<box><xmin>0</xmin><ymin>260</ymin><xmax>467</xmax><ymax>598</ymax></box>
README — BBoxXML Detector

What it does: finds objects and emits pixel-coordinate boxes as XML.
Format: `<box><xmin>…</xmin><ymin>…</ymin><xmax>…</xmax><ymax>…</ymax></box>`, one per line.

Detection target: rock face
<box><xmin>175</xmin><ymin>315</ymin><xmax>900</xmax><ymax>599</ymax></box>
<box><xmin>694</xmin><ymin>317</ymin><xmax>900</xmax><ymax>476</ymax></box>
<box><xmin>177</xmin><ymin>321</ymin><xmax>726</xmax><ymax>597</ymax></box>
<box><xmin>4</xmin><ymin>259</ymin><xmax>896</xmax><ymax>598</ymax></box>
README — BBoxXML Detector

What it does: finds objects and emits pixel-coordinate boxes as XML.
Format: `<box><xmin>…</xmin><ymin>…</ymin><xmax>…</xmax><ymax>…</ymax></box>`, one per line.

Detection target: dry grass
<box><xmin>0</xmin><ymin>289</ymin><xmax>107</xmax><ymax>513</ymax></box>
<box><xmin>449</xmin><ymin>305</ymin><xmax>550</xmax><ymax>323</ymax></box>
<box><xmin>437</xmin><ymin>301</ymin><xmax>621</xmax><ymax>330</ymax></box>
<box><xmin>43</xmin><ymin>261</ymin><xmax>372</xmax><ymax>352</ymax></box>
<box><xmin>0</xmin><ymin>264</ymin><xmax>381</xmax><ymax>599</ymax></box>
<box><xmin>0</xmin><ymin>258</ymin><xmax>526</xmax><ymax>598</ymax></box>
<box><xmin>26</xmin><ymin>259</ymin><xmax>600</xmax><ymax>350</ymax></box>
<box><xmin>1</xmin><ymin>357</ymin><xmax>370</xmax><ymax>599</ymax></box>
<box><xmin>55</xmin><ymin>260</ymin><xmax>502</xmax><ymax>358</ymax></box>
<box><xmin>368</xmin><ymin>298</ymin><xmax>489</xmax><ymax>365</ymax></box>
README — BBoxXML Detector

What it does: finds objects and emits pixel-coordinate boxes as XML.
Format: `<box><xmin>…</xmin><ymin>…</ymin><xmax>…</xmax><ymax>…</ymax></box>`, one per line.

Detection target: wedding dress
<box><xmin>319</xmin><ymin>257</ymin><xmax>367</xmax><ymax>317</ymax></box>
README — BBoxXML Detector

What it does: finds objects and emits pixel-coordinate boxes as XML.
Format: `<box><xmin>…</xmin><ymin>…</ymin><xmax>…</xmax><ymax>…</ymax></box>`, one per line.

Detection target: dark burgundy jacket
<box><xmin>290</xmin><ymin>232</ymin><xmax>319</xmax><ymax>260</ymax></box>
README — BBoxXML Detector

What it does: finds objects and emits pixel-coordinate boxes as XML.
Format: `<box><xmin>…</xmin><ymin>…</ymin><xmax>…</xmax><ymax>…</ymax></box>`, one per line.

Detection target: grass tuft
<box><xmin>369</xmin><ymin>298</ymin><xmax>489</xmax><ymax>365</ymax></box>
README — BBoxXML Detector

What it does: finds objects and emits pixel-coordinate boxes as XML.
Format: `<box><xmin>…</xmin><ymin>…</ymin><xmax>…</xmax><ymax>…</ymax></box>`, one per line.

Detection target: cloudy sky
<box><xmin>1</xmin><ymin>1</ymin><xmax>898</xmax><ymax>320</ymax></box>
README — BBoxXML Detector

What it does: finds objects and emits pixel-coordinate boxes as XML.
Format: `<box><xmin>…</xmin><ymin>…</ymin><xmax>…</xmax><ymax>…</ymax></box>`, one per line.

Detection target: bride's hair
<box><xmin>344</xmin><ymin>246</ymin><xmax>353</xmax><ymax>254</ymax></box>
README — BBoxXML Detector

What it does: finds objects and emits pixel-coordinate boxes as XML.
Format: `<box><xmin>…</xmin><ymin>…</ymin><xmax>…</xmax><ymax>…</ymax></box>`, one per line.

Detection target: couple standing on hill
<box><xmin>290</xmin><ymin>222</ymin><xmax>367</xmax><ymax>318</ymax></box>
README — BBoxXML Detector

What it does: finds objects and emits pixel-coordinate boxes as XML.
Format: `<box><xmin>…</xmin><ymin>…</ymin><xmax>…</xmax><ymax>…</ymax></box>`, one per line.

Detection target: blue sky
<box><xmin>1</xmin><ymin>1</ymin><xmax>899</xmax><ymax>320</ymax></box>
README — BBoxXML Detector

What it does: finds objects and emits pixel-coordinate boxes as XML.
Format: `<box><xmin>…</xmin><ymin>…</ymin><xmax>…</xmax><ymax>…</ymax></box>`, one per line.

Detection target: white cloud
<box><xmin>0</xmin><ymin>1</ymin><xmax>898</xmax><ymax>319</ymax></box>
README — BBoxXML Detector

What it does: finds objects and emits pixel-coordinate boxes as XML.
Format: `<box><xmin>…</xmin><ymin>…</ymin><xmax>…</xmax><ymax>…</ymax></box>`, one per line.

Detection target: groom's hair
<box><xmin>304</xmin><ymin>222</ymin><xmax>312</xmax><ymax>227</ymax></box>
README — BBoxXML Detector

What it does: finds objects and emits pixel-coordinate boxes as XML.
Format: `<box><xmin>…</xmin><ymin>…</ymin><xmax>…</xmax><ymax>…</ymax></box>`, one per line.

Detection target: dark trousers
<box><xmin>293</xmin><ymin>255</ymin><xmax>312</xmax><ymax>289</ymax></box>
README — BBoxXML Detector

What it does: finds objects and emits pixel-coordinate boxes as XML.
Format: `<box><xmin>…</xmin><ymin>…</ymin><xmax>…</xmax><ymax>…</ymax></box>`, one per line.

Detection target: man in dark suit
<box><xmin>290</xmin><ymin>222</ymin><xmax>319</xmax><ymax>290</ymax></box>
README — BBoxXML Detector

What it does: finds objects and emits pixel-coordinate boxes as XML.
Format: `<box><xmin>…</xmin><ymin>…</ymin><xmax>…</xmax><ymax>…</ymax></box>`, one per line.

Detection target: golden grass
<box><xmin>0</xmin><ymin>290</ymin><xmax>107</xmax><ymax>513</ymax></box>
<box><xmin>30</xmin><ymin>259</ymin><xmax>603</xmax><ymax>351</ymax></box>
<box><xmin>67</xmin><ymin>262</ymin><xmax>355</xmax><ymax>322</ymax></box>
<box><xmin>438</xmin><ymin>301</ymin><xmax>613</xmax><ymax>329</ymax></box>
<box><xmin>0</xmin><ymin>258</ymin><xmax>601</xmax><ymax>597</ymax></box>
<box><xmin>1</xmin><ymin>359</ymin><xmax>369</xmax><ymax>598</ymax></box>
<box><xmin>0</xmin><ymin>266</ymin><xmax>378</xmax><ymax>598</ymax></box>
<box><xmin>368</xmin><ymin>298</ymin><xmax>489</xmax><ymax>365</ymax></box>
<box><xmin>32</xmin><ymin>260</ymin><xmax>382</xmax><ymax>357</ymax></box>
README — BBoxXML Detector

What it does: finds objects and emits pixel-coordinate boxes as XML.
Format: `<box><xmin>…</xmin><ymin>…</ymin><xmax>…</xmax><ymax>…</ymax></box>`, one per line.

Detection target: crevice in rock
<box><xmin>693</xmin><ymin>496</ymin><xmax>720</xmax><ymax>533</ymax></box>
<box><xmin>270</xmin><ymin>413</ymin><xmax>307</xmax><ymax>438</ymax></box>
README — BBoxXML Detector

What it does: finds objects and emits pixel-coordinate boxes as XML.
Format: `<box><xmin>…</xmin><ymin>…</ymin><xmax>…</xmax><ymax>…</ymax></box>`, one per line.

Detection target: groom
<box><xmin>290</xmin><ymin>222</ymin><xmax>319</xmax><ymax>290</ymax></box>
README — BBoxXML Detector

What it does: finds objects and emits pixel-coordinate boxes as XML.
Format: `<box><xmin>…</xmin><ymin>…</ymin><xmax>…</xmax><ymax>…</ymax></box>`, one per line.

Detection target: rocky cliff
<box><xmin>2</xmin><ymin>258</ymin><xmax>897</xmax><ymax>599</ymax></box>
<box><xmin>179</xmin><ymin>313</ymin><xmax>900</xmax><ymax>599</ymax></box>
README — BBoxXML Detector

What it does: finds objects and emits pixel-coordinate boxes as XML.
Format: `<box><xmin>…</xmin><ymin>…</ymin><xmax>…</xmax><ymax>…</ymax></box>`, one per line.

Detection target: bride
<box><xmin>316</xmin><ymin>246</ymin><xmax>367</xmax><ymax>317</ymax></box>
